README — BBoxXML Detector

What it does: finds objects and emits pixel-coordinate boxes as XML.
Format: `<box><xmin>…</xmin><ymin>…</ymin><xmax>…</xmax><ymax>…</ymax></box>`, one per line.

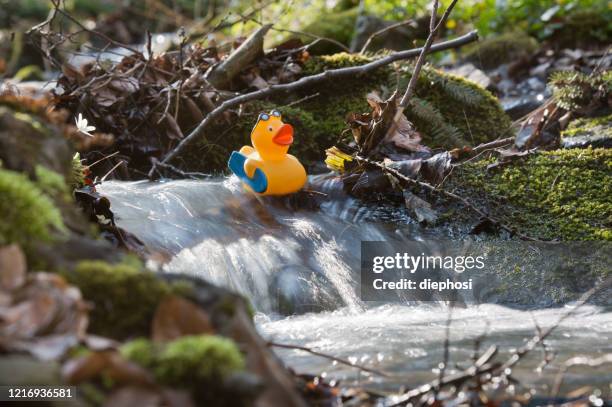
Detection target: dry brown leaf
<box><xmin>0</xmin><ymin>272</ymin><xmax>88</xmax><ymax>360</ymax></box>
<box><xmin>63</xmin><ymin>351</ymin><xmax>153</xmax><ymax>386</ymax></box>
<box><xmin>0</xmin><ymin>244</ymin><xmax>26</xmax><ymax>291</ymax></box>
<box><xmin>93</xmin><ymin>87</ymin><xmax>119</xmax><ymax>107</ymax></box>
<box><xmin>62</xmin><ymin>352</ymin><xmax>110</xmax><ymax>384</ymax></box>
<box><xmin>109</xmin><ymin>77</ymin><xmax>139</xmax><ymax>94</ymax></box>
<box><xmin>164</xmin><ymin>113</ymin><xmax>184</xmax><ymax>140</ymax></box>
<box><xmin>385</xmin><ymin>113</ymin><xmax>428</xmax><ymax>153</ymax></box>
<box><xmin>152</xmin><ymin>295</ymin><xmax>214</xmax><ymax>342</ymax></box>
<box><xmin>421</xmin><ymin>152</ymin><xmax>452</xmax><ymax>185</ymax></box>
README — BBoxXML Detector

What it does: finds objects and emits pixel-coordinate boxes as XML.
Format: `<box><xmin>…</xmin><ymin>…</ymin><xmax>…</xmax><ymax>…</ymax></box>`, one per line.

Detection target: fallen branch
<box><xmin>206</xmin><ymin>24</ymin><xmax>272</xmax><ymax>89</ymax></box>
<box><xmin>268</xmin><ymin>341</ymin><xmax>391</xmax><ymax>378</ymax></box>
<box><xmin>469</xmin><ymin>136</ymin><xmax>515</xmax><ymax>155</ymax></box>
<box><xmin>354</xmin><ymin>155</ymin><xmax>540</xmax><ymax>241</ymax></box>
<box><xmin>148</xmin><ymin>30</ymin><xmax>478</xmax><ymax>178</ymax></box>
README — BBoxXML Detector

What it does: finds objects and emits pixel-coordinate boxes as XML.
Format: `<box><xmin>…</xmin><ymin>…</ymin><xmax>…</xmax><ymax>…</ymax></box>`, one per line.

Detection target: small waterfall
<box><xmin>99</xmin><ymin>175</ymin><xmax>401</xmax><ymax>313</ymax></box>
<box><xmin>98</xmin><ymin>175</ymin><xmax>612</xmax><ymax>391</ymax></box>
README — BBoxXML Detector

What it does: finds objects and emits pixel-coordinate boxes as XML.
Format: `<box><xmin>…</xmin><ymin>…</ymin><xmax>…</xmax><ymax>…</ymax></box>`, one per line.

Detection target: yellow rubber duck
<box><xmin>228</xmin><ymin>110</ymin><xmax>307</xmax><ymax>195</ymax></box>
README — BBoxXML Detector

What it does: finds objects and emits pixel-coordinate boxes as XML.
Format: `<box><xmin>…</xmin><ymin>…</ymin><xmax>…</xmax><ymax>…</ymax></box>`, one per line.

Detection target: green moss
<box><xmin>157</xmin><ymin>335</ymin><xmax>245</xmax><ymax>384</ymax></box>
<box><xmin>563</xmin><ymin>115</ymin><xmax>612</xmax><ymax>138</ymax></box>
<box><xmin>66</xmin><ymin>259</ymin><xmax>179</xmax><ymax>339</ymax></box>
<box><xmin>121</xmin><ymin>335</ymin><xmax>245</xmax><ymax>387</ymax></box>
<box><xmin>34</xmin><ymin>165</ymin><xmax>72</xmax><ymax>204</ymax></box>
<box><xmin>0</xmin><ymin>168</ymin><xmax>65</xmax><ymax>247</ymax></box>
<box><xmin>120</xmin><ymin>338</ymin><xmax>156</xmax><ymax>368</ymax></box>
<box><xmin>463</xmin><ymin>31</ymin><xmax>538</xmax><ymax>70</ymax></box>
<box><xmin>298</xmin><ymin>7</ymin><xmax>359</xmax><ymax>54</ymax></box>
<box><xmin>12</xmin><ymin>111</ymin><xmax>48</xmax><ymax>135</ymax></box>
<box><xmin>446</xmin><ymin>148</ymin><xmax>612</xmax><ymax>240</ymax></box>
<box><xmin>184</xmin><ymin>52</ymin><xmax>511</xmax><ymax>171</ymax></box>
<box><xmin>549</xmin><ymin>70</ymin><xmax>611</xmax><ymax>111</ymax></box>
<box><xmin>304</xmin><ymin>53</ymin><xmax>512</xmax><ymax>147</ymax></box>
<box><xmin>303</xmin><ymin>52</ymin><xmax>373</xmax><ymax>73</ymax></box>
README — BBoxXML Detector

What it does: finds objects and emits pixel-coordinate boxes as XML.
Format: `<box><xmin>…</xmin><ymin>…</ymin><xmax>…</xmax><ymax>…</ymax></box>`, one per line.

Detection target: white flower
<box><xmin>75</xmin><ymin>113</ymin><xmax>96</xmax><ymax>137</ymax></box>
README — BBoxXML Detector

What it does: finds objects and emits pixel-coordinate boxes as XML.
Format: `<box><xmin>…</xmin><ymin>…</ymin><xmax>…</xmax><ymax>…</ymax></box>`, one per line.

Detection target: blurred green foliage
<box><xmin>4</xmin><ymin>0</ymin><xmax>609</xmax><ymax>42</ymax></box>
<box><xmin>362</xmin><ymin>0</ymin><xmax>610</xmax><ymax>39</ymax></box>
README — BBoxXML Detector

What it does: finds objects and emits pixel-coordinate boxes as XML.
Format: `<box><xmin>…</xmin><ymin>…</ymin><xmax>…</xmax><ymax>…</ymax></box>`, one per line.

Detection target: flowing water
<box><xmin>98</xmin><ymin>175</ymin><xmax>612</xmax><ymax>395</ymax></box>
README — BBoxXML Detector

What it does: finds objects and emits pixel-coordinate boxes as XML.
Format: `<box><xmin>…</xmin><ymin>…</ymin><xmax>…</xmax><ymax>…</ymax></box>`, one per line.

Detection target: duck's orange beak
<box><xmin>272</xmin><ymin>123</ymin><xmax>293</xmax><ymax>146</ymax></box>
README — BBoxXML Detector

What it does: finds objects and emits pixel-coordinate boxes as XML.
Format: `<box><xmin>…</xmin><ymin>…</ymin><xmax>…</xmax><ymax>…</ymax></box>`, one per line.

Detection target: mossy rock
<box><xmin>0</xmin><ymin>106</ymin><xmax>73</xmax><ymax>177</ymax></box>
<box><xmin>561</xmin><ymin>114</ymin><xmax>612</xmax><ymax>149</ymax></box>
<box><xmin>0</xmin><ymin>168</ymin><xmax>66</xmax><ymax>248</ymax></box>
<box><xmin>121</xmin><ymin>335</ymin><xmax>247</xmax><ymax>405</ymax></box>
<box><xmin>549</xmin><ymin>70</ymin><xmax>611</xmax><ymax>112</ymax></box>
<box><xmin>443</xmin><ymin>148</ymin><xmax>612</xmax><ymax>241</ymax></box>
<box><xmin>463</xmin><ymin>241</ymin><xmax>611</xmax><ymax>306</ymax></box>
<box><xmin>64</xmin><ymin>258</ymin><xmax>192</xmax><ymax>339</ymax></box>
<box><xmin>183</xmin><ymin>102</ymin><xmax>328</xmax><ymax>173</ymax></box>
<box><xmin>301</xmin><ymin>53</ymin><xmax>512</xmax><ymax>148</ymax></box>
<box><xmin>547</xmin><ymin>8</ymin><xmax>612</xmax><ymax>49</ymax></box>
<box><xmin>183</xmin><ymin>52</ymin><xmax>511</xmax><ymax>172</ymax></box>
<box><xmin>462</xmin><ymin>31</ymin><xmax>538</xmax><ymax>70</ymax></box>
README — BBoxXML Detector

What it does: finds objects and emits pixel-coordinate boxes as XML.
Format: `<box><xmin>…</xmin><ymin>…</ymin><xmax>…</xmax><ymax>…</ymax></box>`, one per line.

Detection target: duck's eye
<box><xmin>268</xmin><ymin>126</ymin><xmax>273</xmax><ymax>132</ymax></box>
<box><xmin>271</xmin><ymin>110</ymin><xmax>281</xmax><ymax>117</ymax></box>
<box><xmin>259</xmin><ymin>113</ymin><xmax>270</xmax><ymax>121</ymax></box>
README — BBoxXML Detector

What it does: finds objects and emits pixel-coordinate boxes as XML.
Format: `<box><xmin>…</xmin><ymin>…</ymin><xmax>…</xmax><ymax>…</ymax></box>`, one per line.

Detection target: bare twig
<box><xmin>149</xmin><ymin>30</ymin><xmax>478</xmax><ymax>178</ymax></box>
<box><xmin>387</xmin><ymin>276</ymin><xmax>611</xmax><ymax>407</ymax></box>
<box><xmin>359</xmin><ymin>20</ymin><xmax>417</xmax><ymax>55</ymax></box>
<box><xmin>387</xmin><ymin>345</ymin><xmax>499</xmax><ymax>406</ymax></box>
<box><xmin>434</xmin><ymin>306</ymin><xmax>454</xmax><ymax>399</ymax></box>
<box><xmin>552</xmin><ymin>354</ymin><xmax>612</xmax><ymax>396</ymax></box>
<box><xmin>354</xmin><ymin>155</ymin><xmax>540</xmax><ymax>241</ymax></box>
<box><xmin>282</xmin><ymin>92</ymin><xmax>320</xmax><ymax>108</ymax></box>
<box><xmin>385</xmin><ymin>0</ymin><xmax>460</xmax><ymax>139</ymax></box>
<box><xmin>268</xmin><ymin>341</ymin><xmax>391</xmax><ymax>377</ymax></box>
<box><xmin>149</xmin><ymin>159</ymin><xmax>212</xmax><ymax>179</ymax></box>
<box><xmin>267</xmin><ymin>26</ymin><xmax>350</xmax><ymax>53</ymax></box>
<box><xmin>469</xmin><ymin>136</ymin><xmax>515</xmax><ymax>155</ymax></box>
<box><xmin>499</xmin><ymin>278</ymin><xmax>612</xmax><ymax>372</ymax></box>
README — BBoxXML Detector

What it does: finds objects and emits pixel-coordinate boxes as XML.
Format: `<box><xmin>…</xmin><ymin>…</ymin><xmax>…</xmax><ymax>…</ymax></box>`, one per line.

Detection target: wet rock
<box><xmin>502</xmin><ymin>96</ymin><xmax>544</xmax><ymax>120</ymax></box>
<box><xmin>270</xmin><ymin>266</ymin><xmax>343</xmax><ymax>315</ymax></box>
<box><xmin>462</xmin><ymin>31</ymin><xmax>538</xmax><ymax>71</ymax></box>
<box><xmin>448</xmin><ymin>63</ymin><xmax>494</xmax><ymax>91</ymax></box>
<box><xmin>561</xmin><ymin>115</ymin><xmax>612</xmax><ymax>149</ymax></box>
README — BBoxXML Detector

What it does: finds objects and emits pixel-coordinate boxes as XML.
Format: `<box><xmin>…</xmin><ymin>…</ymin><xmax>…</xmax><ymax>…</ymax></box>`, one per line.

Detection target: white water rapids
<box><xmin>98</xmin><ymin>176</ymin><xmax>612</xmax><ymax>395</ymax></box>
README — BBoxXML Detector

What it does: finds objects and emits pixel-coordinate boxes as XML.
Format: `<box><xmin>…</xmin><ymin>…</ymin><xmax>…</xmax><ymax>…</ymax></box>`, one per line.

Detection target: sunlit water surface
<box><xmin>99</xmin><ymin>176</ymin><xmax>612</xmax><ymax>394</ymax></box>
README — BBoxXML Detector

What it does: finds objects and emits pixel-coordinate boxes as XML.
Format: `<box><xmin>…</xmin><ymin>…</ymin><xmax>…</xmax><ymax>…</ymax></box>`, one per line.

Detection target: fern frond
<box><xmin>409</xmin><ymin>97</ymin><xmax>468</xmax><ymax>147</ymax></box>
<box><xmin>422</xmin><ymin>69</ymin><xmax>485</xmax><ymax>106</ymax></box>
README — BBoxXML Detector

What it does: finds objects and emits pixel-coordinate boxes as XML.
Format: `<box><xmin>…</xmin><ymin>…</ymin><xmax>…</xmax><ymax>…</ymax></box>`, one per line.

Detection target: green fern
<box><xmin>425</xmin><ymin>70</ymin><xmax>485</xmax><ymax>107</ymax></box>
<box><xmin>408</xmin><ymin>97</ymin><xmax>468</xmax><ymax>147</ymax></box>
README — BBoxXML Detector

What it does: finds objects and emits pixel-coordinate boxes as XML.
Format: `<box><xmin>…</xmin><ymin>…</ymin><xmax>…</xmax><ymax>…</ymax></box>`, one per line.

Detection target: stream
<box><xmin>98</xmin><ymin>175</ymin><xmax>612</xmax><ymax>395</ymax></box>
